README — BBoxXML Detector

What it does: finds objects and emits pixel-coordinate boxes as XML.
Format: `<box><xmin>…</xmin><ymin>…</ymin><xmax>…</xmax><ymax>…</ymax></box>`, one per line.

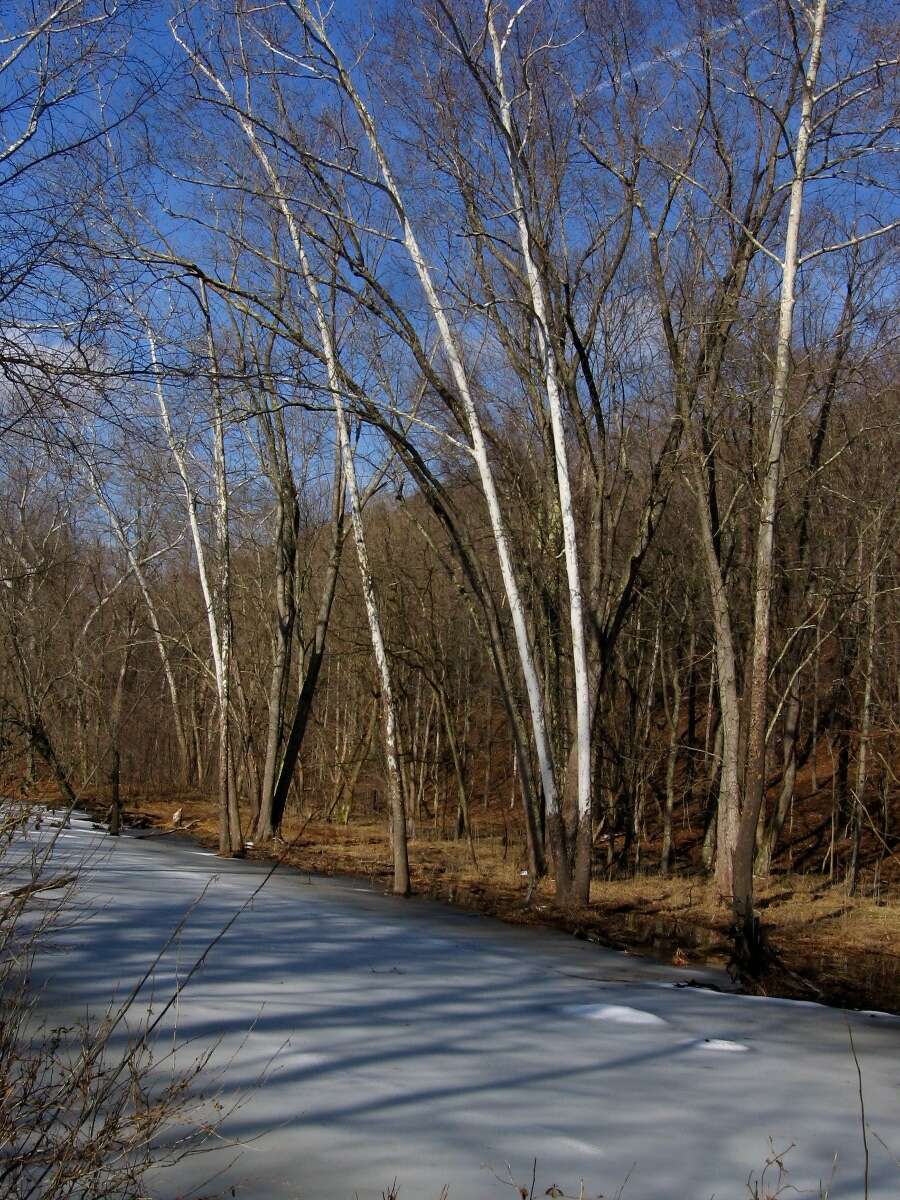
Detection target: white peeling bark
<box><xmin>168</xmin><ymin>36</ymin><xmax>410</xmax><ymax>891</ymax></box>
<box><xmin>280</xmin><ymin>2</ymin><xmax>566</xmax><ymax>882</ymax></box>
<box><xmin>147</xmin><ymin>321</ymin><xmax>241</xmax><ymax>854</ymax></box>
<box><xmin>148</xmin><ymin>327</ymin><xmax>225</xmax><ymax>697</ymax></box>
<box><xmin>487</xmin><ymin>10</ymin><xmax>593</xmax><ymax>900</ymax></box>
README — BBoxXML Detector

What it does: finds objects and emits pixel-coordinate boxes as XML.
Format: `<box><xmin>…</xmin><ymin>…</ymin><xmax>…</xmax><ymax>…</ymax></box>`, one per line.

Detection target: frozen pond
<box><xmin>13</xmin><ymin>812</ymin><xmax>900</xmax><ymax>1199</ymax></box>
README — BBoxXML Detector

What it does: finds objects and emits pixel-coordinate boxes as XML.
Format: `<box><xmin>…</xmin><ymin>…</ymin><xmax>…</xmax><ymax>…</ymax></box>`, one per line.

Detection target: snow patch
<box><xmin>695</xmin><ymin>1038</ymin><xmax>749</xmax><ymax>1052</ymax></box>
<box><xmin>564</xmin><ymin>1003</ymin><xmax>667</xmax><ymax>1026</ymax></box>
<box><xmin>288</xmin><ymin>1052</ymin><xmax>330</xmax><ymax>1070</ymax></box>
<box><xmin>552</xmin><ymin>1136</ymin><xmax>605</xmax><ymax>1157</ymax></box>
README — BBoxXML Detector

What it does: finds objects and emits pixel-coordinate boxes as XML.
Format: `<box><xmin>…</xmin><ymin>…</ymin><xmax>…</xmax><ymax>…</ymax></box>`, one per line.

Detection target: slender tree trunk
<box><xmin>301</xmin><ymin>315</ymin><xmax>409</xmax><ymax>894</ymax></box>
<box><xmin>733</xmin><ymin>0</ymin><xmax>827</xmax><ymax>964</ymax></box>
<box><xmin>849</xmin><ymin>517</ymin><xmax>879</xmax><ymax>895</ymax></box>
<box><xmin>756</xmin><ymin>686</ymin><xmax>801</xmax><ymax>875</ymax></box>
<box><xmin>30</xmin><ymin>717</ymin><xmax>77</xmax><ymax>807</ymax></box>
<box><xmin>148</xmin><ymin>321</ymin><xmax>240</xmax><ymax>853</ymax></box>
<box><xmin>661</xmin><ymin>648</ymin><xmax>684</xmax><ymax>875</ymax></box>
<box><xmin>269</xmin><ymin>480</ymin><xmax>345</xmax><ymax>835</ymax></box>
<box><xmin>173</xmin><ymin>50</ymin><xmax>409</xmax><ymax>888</ymax></box>
<box><xmin>107</xmin><ymin>629</ymin><xmax>133</xmax><ymax>837</ymax></box>
<box><xmin>401</xmin><ymin>495</ymin><xmax>546</xmax><ymax>878</ymax></box>
<box><xmin>257</xmin><ymin>474</ymin><xmax>298</xmax><ymax>839</ymax></box>
<box><xmin>691</xmin><ymin>432</ymin><xmax>742</xmax><ymax>900</ymax></box>
<box><xmin>436</xmin><ymin>684</ymin><xmax>478</xmax><ymax>868</ymax></box>
<box><xmin>326</xmin><ymin>698</ymin><xmax>378</xmax><ymax>823</ymax></box>
<box><xmin>86</xmin><ymin>467</ymin><xmax>191</xmax><ymax>785</ymax></box>
<box><xmin>487</xmin><ymin>15</ymin><xmax>592</xmax><ymax>902</ymax></box>
<box><xmin>200</xmin><ymin>281</ymin><xmax>243</xmax><ymax>857</ymax></box>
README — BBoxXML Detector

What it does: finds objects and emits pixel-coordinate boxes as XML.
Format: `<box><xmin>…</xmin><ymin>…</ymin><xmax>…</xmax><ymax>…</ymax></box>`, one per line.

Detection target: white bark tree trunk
<box><xmin>275</xmin><ymin>2</ymin><xmax>569</xmax><ymax>889</ymax></box>
<box><xmin>486</xmin><ymin>10</ymin><xmax>593</xmax><ymax>901</ymax></box>
<box><xmin>201</xmin><ymin>280</ymin><xmax>243</xmax><ymax>856</ymax></box>
<box><xmin>166</xmin><ymin>41</ymin><xmax>411</xmax><ymax>890</ymax></box>
<box><xmin>147</xmin><ymin>319</ymin><xmax>241</xmax><ymax>855</ymax></box>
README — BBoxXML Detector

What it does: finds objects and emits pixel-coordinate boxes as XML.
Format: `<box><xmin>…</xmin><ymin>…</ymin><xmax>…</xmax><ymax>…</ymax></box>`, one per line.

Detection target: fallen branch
<box><xmin>0</xmin><ymin>872</ymin><xmax>77</xmax><ymax>900</ymax></box>
<box><xmin>133</xmin><ymin>820</ymin><xmax>201</xmax><ymax>839</ymax></box>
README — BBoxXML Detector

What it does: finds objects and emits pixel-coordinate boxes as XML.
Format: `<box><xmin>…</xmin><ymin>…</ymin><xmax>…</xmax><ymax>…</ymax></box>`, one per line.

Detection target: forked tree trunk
<box><xmin>170</xmin><ymin>37</ymin><xmax>408</xmax><ymax>890</ymax></box>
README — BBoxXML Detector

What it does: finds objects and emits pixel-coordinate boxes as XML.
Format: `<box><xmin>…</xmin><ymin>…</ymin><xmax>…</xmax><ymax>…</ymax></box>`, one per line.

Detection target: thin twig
<box><xmin>847</xmin><ymin>1024</ymin><xmax>869</xmax><ymax>1200</ymax></box>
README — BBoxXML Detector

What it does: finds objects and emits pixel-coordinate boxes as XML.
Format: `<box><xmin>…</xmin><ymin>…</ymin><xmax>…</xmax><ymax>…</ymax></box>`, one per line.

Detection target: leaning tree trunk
<box><xmin>86</xmin><ymin>463</ymin><xmax>191</xmax><ymax>785</ymax></box>
<box><xmin>326</xmin><ymin>407</ymin><xmax>409</xmax><ymax>894</ymax></box>
<box><xmin>269</xmin><ymin>493</ymin><xmax>345</xmax><ymax>836</ymax></box>
<box><xmin>169</xmin><ymin>45</ymin><xmax>409</xmax><ymax>890</ymax></box>
<box><xmin>372</xmin><ymin>432</ymin><xmax>546</xmax><ymax>880</ymax></box>
<box><xmin>293</xmin><ymin>266</ymin><xmax>409</xmax><ymax>893</ymax></box>
<box><xmin>30</xmin><ymin>716</ymin><xmax>77</xmax><ymax>807</ymax></box>
<box><xmin>149</xmin><ymin>320</ymin><xmax>241</xmax><ymax>855</ymax></box>
<box><xmin>275</xmin><ymin>4</ymin><xmax>567</xmax><ymax>893</ymax></box>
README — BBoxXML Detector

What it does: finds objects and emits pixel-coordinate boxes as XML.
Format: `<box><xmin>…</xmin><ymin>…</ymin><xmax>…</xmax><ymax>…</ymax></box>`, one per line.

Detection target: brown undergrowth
<box><xmin>68</xmin><ymin>788</ymin><xmax>900</xmax><ymax>1017</ymax></box>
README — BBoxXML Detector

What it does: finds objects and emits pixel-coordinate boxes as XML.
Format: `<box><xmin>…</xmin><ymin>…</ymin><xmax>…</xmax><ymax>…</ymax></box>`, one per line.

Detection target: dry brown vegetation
<box><xmin>0</xmin><ymin>800</ymin><xmax>225</xmax><ymax>1200</ymax></box>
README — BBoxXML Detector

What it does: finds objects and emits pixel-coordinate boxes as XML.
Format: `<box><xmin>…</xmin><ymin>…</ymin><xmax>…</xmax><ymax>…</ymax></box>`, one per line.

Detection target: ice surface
<box><xmin>11</xmin><ymin>811</ymin><xmax>900</xmax><ymax>1200</ymax></box>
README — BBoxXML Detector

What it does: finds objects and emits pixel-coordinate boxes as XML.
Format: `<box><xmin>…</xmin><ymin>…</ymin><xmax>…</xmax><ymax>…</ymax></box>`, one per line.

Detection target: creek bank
<box><xmin>73</xmin><ymin>791</ymin><xmax>900</xmax><ymax>1016</ymax></box>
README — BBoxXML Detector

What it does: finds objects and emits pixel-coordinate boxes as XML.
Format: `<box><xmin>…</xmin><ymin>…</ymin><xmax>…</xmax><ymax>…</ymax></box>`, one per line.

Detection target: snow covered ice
<box><xmin>13</xmin><ymin>812</ymin><xmax>900</xmax><ymax>1199</ymax></box>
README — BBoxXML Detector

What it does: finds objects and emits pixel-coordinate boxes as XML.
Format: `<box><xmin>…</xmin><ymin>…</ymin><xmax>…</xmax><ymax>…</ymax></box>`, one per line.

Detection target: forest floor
<box><xmin>89</xmin><ymin>790</ymin><xmax>900</xmax><ymax>1016</ymax></box>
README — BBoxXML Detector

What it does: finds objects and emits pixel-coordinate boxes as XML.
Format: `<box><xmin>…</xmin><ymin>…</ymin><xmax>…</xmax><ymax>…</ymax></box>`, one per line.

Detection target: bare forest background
<box><xmin>1</xmin><ymin>0</ymin><xmax>898</xmax><ymax>972</ymax></box>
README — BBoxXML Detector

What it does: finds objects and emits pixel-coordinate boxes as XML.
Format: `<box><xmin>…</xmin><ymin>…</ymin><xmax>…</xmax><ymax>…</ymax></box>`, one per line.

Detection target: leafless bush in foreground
<box><xmin>0</xmin><ymin>802</ymin><xmax>225</xmax><ymax>1200</ymax></box>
